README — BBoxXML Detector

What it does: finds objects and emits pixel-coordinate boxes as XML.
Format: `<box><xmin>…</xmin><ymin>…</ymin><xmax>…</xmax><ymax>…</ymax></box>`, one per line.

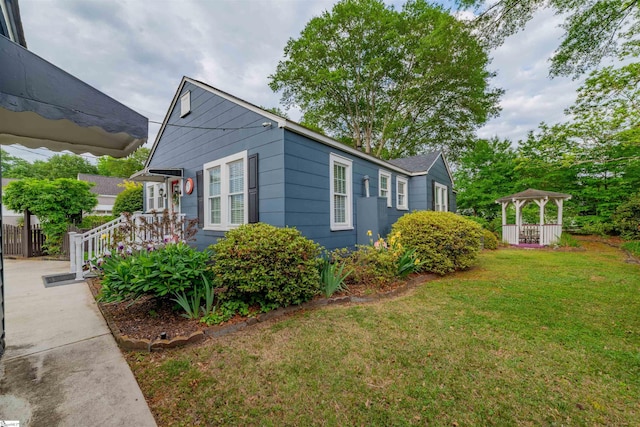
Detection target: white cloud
<box><xmin>478</xmin><ymin>8</ymin><xmax>586</xmax><ymax>143</ymax></box>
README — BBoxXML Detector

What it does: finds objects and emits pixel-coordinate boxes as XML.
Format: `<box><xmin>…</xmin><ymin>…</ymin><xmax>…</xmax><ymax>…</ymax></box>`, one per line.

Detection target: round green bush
<box><xmin>613</xmin><ymin>193</ymin><xmax>640</xmax><ymax>240</ymax></box>
<box><xmin>113</xmin><ymin>184</ymin><xmax>143</xmax><ymax>216</ymax></box>
<box><xmin>482</xmin><ymin>229</ymin><xmax>498</xmax><ymax>250</ymax></box>
<box><xmin>391</xmin><ymin>211</ymin><xmax>483</xmax><ymax>275</ymax></box>
<box><xmin>209</xmin><ymin>223</ymin><xmax>322</xmax><ymax>307</ymax></box>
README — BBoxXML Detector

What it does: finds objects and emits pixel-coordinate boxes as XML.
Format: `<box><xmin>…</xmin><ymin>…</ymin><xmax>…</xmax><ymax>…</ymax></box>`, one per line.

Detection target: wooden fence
<box><xmin>1</xmin><ymin>224</ymin><xmax>90</xmax><ymax>258</ymax></box>
<box><xmin>2</xmin><ymin>224</ymin><xmax>45</xmax><ymax>257</ymax></box>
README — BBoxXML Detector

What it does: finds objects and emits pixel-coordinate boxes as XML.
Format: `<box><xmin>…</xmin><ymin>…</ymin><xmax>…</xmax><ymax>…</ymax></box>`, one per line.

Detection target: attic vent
<box><xmin>180</xmin><ymin>91</ymin><xmax>191</xmax><ymax>117</ymax></box>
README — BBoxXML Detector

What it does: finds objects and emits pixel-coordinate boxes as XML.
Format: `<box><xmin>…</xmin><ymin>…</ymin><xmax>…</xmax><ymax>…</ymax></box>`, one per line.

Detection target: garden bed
<box><xmin>88</xmin><ymin>273</ymin><xmax>436</xmax><ymax>350</ymax></box>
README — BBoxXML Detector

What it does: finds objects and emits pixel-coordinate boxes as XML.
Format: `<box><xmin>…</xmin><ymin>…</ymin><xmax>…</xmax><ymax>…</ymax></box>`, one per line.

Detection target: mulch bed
<box><xmin>87</xmin><ymin>275</ymin><xmax>420</xmax><ymax>342</ymax></box>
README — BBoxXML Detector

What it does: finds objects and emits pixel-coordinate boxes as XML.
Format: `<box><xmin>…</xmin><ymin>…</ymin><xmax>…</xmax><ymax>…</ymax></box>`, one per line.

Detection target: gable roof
<box><xmin>77</xmin><ymin>174</ymin><xmax>126</xmax><ymax>196</ymax></box>
<box><xmin>387</xmin><ymin>152</ymin><xmax>440</xmax><ymax>172</ymax></box>
<box><xmin>146</xmin><ymin>76</ymin><xmax>455</xmax><ymax>184</ymax></box>
<box><xmin>496</xmin><ymin>188</ymin><xmax>571</xmax><ymax>203</ymax></box>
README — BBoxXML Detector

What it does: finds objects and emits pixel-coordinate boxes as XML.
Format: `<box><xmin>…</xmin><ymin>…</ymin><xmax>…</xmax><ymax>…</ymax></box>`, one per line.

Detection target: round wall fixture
<box><xmin>184</xmin><ymin>178</ymin><xmax>194</xmax><ymax>195</ymax></box>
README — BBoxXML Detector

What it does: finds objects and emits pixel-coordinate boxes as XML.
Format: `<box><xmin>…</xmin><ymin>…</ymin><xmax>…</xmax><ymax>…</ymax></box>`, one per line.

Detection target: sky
<box><xmin>5</xmin><ymin>0</ymin><xmax>586</xmax><ymax>162</ymax></box>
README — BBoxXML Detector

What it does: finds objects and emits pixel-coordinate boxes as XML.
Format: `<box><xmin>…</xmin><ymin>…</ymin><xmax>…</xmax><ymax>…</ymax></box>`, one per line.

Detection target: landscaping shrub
<box><xmin>99</xmin><ymin>242</ymin><xmax>212</xmax><ymax>302</ymax></box>
<box><xmin>209</xmin><ymin>223</ymin><xmax>322</xmax><ymax>308</ymax></box>
<box><xmin>391</xmin><ymin>211</ymin><xmax>483</xmax><ymax>275</ymax></box>
<box><xmin>332</xmin><ymin>232</ymin><xmax>422</xmax><ymax>287</ymax></box>
<box><xmin>482</xmin><ymin>229</ymin><xmax>498</xmax><ymax>250</ymax></box>
<box><xmin>335</xmin><ymin>245</ymin><xmax>398</xmax><ymax>288</ymax></box>
<box><xmin>78</xmin><ymin>215</ymin><xmax>115</xmax><ymax>229</ymax></box>
<box><xmin>612</xmin><ymin>193</ymin><xmax>640</xmax><ymax>240</ymax></box>
<box><xmin>113</xmin><ymin>182</ymin><xmax>143</xmax><ymax>216</ymax></box>
<box><xmin>568</xmin><ymin>215</ymin><xmax>615</xmax><ymax>236</ymax></box>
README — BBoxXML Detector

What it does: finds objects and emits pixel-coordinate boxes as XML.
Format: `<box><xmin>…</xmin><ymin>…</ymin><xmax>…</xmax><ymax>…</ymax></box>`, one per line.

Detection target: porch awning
<box><xmin>129</xmin><ymin>167</ymin><xmax>183</xmax><ymax>182</ymax></box>
<box><xmin>0</xmin><ymin>36</ymin><xmax>147</xmax><ymax>158</ymax></box>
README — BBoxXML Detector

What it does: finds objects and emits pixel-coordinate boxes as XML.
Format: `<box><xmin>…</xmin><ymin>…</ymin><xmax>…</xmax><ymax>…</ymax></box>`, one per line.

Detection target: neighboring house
<box><xmin>77</xmin><ymin>174</ymin><xmax>126</xmax><ymax>216</ymax></box>
<box><xmin>132</xmin><ymin>77</ymin><xmax>457</xmax><ymax>251</ymax></box>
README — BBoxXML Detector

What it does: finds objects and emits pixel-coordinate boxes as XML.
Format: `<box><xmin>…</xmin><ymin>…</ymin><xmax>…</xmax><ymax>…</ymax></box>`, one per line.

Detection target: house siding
<box><xmin>283</xmin><ymin>131</ymin><xmax>409</xmax><ymax>250</ymax></box>
<box><xmin>424</xmin><ymin>156</ymin><xmax>456</xmax><ymax>212</ymax></box>
<box><xmin>146</xmin><ymin>82</ymin><xmax>285</xmax><ymax>251</ymax></box>
<box><xmin>144</xmin><ymin>79</ymin><xmax>459</xmax><ymax>252</ymax></box>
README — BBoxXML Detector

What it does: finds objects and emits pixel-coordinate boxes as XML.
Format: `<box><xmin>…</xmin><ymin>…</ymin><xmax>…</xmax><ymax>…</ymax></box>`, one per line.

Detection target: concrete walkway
<box><xmin>0</xmin><ymin>259</ymin><xmax>156</xmax><ymax>426</ymax></box>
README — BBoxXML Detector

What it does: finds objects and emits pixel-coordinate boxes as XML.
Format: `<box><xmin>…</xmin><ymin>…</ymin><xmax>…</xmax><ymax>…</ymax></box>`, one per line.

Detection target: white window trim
<box><xmin>203</xmin><ymin>151</ymin><xmax>248</xmax><ymax>231</ymax></box>
<box><xmin>396</xmin><ymin>176</ymin><xmax>409</xmax><ymax>210</ymax></box>
<box><xmin>435</xmin><ymin>182</ymin><xmax>448</xmax><ymax>212</ymax></box>
<box><xmin>330</xmin><ymin>153</ymin><xmax>353</xmax><ymax>231</ymax></box>
<box><xmin>180</xmin><ymin>91</ymin><xmax>191</xmax><ymax>117</ymax></box>
<box><xmin>379</xmin><ymin>170</ymin><xmax>392</xmax><ymax>208</ymax></box>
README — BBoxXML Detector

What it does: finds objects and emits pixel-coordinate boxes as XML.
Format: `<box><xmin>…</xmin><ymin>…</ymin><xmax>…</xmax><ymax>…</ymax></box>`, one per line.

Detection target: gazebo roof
<box><xmin>496</xmin><ymin>188</ymin><xmax>571</xmax><ymax>203</ymax></box>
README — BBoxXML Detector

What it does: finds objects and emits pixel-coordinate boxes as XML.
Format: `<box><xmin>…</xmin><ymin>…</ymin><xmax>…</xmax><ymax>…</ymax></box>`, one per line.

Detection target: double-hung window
<box><xmin>204</xmin><ymin>151</ymin><xmax>248</xmax><ymax>230</ymax></box>
<box><xmin>379</xmin><ymin>170</ymin><xmax>392</xmax><ymax>207</ymax></box>
<box><xmin>330</xmin><ymin>153</ymin><xmax>353</xmax><ymax>230</ymax></box>
<box><xmin>396</xmin><ymin>176</ymin><xmax>408</xmax><ymax>210</ymax></box>
<box><xmin>434</xmin><ymin>182</ymin><xmax>448</xmax><ymax>212</ymax></box>
<box><xmin>145</xmin><ymin>183</ymin><xmax>166</xmax><ymax>212</ymax></box>
<box><xmin>147</xmin><ymin>185</ymin><xmax>155</xmax><ymax>210</ymax></box>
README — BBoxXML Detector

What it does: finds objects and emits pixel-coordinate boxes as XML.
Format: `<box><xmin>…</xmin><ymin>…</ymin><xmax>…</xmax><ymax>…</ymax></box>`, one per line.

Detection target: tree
<box><xmin>1</xmin><ymin>148</ymin><xmax>34</xmax><ymax>178</ymax></box>
<box><xmin>97</xmin><ymin>147</ymin><xmax>150</xmax><ymax>178</ymax></box>
<box><xmin>112</xmin><ymin>181</ymin><xmax>143</xmax><ymax>216</ymax></box>
<box><xmin>31</xmin><ymin>154</ymin><xmax>98</xmax><ymax>179</ymax></box>
<box><xmin>269</xmin><ymin>0</ymin><xmax>502</xmax><ymax>160</ymax></box>
<box><xmin>457</xmin><ymin>0</ymin><xmax>640</xmax><ymax>77</ymax></box>
<box><xmin>3</xmin><ymin>179</ymin><xmax>97</xmax><ymax>254</ymax></box>
<box><xmin>454</xmin><ymin>138</ymin><xmax>518</xmax><ymax>219</ymax></box>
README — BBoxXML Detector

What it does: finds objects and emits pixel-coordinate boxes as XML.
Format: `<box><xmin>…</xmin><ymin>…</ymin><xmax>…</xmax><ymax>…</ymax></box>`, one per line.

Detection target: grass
<box><xmin>622</xmin><ymin>240</ymin><xmax>640</xmax><ymax>257</ymax></box>
<box><xmin>126</xmin><ymin>241</ymin><xmax>640</xmax><ymax>426</ymax></box>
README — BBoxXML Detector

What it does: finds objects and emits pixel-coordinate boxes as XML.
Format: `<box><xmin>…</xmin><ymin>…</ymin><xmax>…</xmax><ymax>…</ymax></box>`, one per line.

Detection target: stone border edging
<box><xmin>87</xmin><ymin>273</ymin><xmax>438</xmax><ymax>352</ymax></box>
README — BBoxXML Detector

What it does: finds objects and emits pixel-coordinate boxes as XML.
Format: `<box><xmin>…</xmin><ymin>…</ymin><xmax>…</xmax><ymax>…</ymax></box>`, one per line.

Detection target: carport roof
<box><xmin>0</xmin><ymin>36</ymin><xmax>147</xmax><ymax>158</ymax></box>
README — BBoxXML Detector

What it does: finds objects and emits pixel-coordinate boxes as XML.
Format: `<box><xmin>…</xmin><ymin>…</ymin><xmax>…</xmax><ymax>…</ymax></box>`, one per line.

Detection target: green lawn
<box><xmin>127</xmin><ymin>241</ymin><xmax>640</xmax><ymax>426</ymax></box>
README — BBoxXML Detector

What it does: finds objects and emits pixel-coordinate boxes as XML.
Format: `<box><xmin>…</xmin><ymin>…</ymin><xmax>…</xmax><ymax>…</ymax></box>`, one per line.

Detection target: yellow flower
<box><xmin>414</xmin><ymin>259</ymin><xmax>421</xmax><ymax>265</ymax></box>
<box><xmin>101</xmin><ymin>233</ymin><xmax>108</xmax><ymax>239</ymax></box>
<box><xmin>367</xmin><ymin>230</ymin><xmax>372</xmax><ymax>236</ymax></box>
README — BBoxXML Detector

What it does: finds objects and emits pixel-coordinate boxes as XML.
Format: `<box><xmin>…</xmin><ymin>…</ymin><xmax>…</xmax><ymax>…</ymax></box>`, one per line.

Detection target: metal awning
<box><xmin>129</xmin><ymin>167</ymin><xmax>183</xmax><ymax>182</ymax></box>
<box><xmin>0</xmin><ymin>36</ymin><xmax>147</xmax><ymax>158</ymax></box>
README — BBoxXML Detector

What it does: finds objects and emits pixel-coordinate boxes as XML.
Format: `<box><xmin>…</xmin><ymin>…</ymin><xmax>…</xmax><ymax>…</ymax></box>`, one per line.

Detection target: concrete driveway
<box><xmin>0</xmin><ymin>259</ymin><xmax>156</xmax><ymax>426</ymax></box>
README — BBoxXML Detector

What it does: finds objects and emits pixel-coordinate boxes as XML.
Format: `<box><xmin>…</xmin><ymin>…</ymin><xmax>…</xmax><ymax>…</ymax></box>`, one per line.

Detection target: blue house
<box><xmin>134</xmin><ymin>77</ymin><xmax>456</xmax><ymax>251</ymax></box>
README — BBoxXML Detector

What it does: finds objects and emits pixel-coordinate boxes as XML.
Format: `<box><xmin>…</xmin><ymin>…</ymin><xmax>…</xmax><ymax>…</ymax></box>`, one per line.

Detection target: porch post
<box><xmin>74</xmin><ymin>234</ymin><xmax>84</xmax><ymax>280</ymax></box>
<box><xmin>69</xmin><ymin>232</ymin><xmax>76</xmax><ymax>274</ymax></box>
<box><xmin>534</xmin><ymin>198</ymin><xmax>548</xmax><ymax>245</ymax></box>
<box><xmin>514</xmin><ymin>199</ymin><xmax>528</xmax><ymax>244</ymax></box>
<box><xmin>555</xmin><ymin>199</ymin><xmax>564</xmax><ymax>225</ymax></box>
<box><xmin>501</xmin><ymin>202</ymin><xmax>507</xmax><ymax>226</ymax></box>
<box><xmin>22</xmin><ymin>209</ymin><xmax>31</xmax><ymax>258</ymax></box>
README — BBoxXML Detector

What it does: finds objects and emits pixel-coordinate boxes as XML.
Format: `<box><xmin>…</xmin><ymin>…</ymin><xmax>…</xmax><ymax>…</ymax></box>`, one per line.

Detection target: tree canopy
<box><xmin>457</xmin><ymin>0</ymin><xmax>640</xmax><ymax>77</ymax></box>
<box><xmin>1</xmin><ymin>152</ymin><xmax>98</xmax><ymax>179</ymax></box>
<box><xmin>269</xmin><ymin>0</ymin><xmax>502</xmax><ymax>160</ymax></box>
<box><xmin>455</xmin><ymin>61</ymin><xmax>640</xmax><ymax>231</ymax></box>
<box><xmin>3</xmin><ymin>178</ymin><xmax>98</xmax><ymax>254</ymax></box>
<box><xmin>97</xmin><ymin>147</ymin><xmax>150</xmax><ymax>178</ymax></box>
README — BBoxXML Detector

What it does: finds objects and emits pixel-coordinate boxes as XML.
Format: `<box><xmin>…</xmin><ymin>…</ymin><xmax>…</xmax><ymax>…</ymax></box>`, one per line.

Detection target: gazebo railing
<box><xmin>501</xmin><ymin>224</ymin><xmax>563</xmax><ymax>246</ymax></box>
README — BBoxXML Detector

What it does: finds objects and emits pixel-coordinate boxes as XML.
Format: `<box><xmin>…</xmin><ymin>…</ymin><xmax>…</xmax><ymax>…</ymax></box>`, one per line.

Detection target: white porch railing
<box><xmin>501</xmin><ymin>224</ymin><xmax>563</xmax><ymax>246</ymax></box>
<box><xmin>69</xmin><ymin>212</ymin><xmax>186</xmax><ymax>280</ymax></box>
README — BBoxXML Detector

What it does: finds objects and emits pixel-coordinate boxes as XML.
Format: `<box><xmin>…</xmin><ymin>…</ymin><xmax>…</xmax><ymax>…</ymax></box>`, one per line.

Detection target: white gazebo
<box><xmin>496</xmin><ymin>189</ymin><xmax>572</xmax><ymax>246</ymax></box>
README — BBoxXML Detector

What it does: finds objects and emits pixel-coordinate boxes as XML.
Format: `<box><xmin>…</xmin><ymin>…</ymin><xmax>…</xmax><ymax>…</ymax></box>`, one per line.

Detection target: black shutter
<box><xmin>248</xmin><ymin>154</ymin><xmax>259</xmax><ymax>223</ymax></box>
<box><xmin>431</xmin><ymin>179</ymin><xmax>436</xmax><ymax>211</ymax></box>
<box><xmin>196</xmin><ymin>170</ymin><xmax>204</xmax><ymax>228</ymax></box>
